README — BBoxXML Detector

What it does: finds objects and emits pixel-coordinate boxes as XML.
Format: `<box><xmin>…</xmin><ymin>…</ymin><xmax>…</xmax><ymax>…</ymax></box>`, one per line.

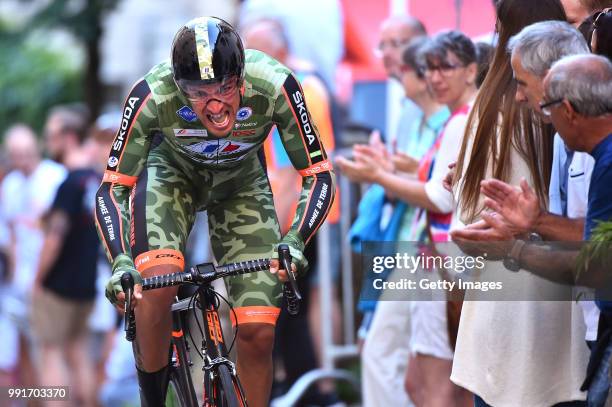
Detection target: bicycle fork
<box><xmin>200</xmin><ymin>285</ymin><xmax>247</xmax><ymax>406</ymax></box>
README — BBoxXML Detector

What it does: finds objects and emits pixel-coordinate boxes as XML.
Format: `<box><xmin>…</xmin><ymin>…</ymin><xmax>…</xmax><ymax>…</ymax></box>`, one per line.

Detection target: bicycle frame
<box><xmin>197</xmin><ymin>281</ymin><xmax>247</xmax><ymax>406</ymax></box>
<box><xmin>167</xmin><ymin>277</ymin><xmax>247</xmax><ymax>406</ymax></box>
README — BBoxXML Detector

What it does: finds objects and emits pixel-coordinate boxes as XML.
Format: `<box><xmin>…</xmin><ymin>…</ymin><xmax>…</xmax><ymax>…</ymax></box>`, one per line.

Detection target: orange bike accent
<box><xmin>172</xmin><ymin>330</ymin><xmax>184</xmax><ymax>338</ymax></box>
<box><xmin>206</xmin><ymin>311</ymin><xmax>224</xmax><ymax>344</ymax></box>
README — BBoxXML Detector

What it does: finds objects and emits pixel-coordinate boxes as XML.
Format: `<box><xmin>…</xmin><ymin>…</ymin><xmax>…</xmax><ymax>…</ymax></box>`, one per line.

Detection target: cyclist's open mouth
<box><xmin>207</xmin><ymin>111</ymin><xmax>231</xmax><ymax>128</ymax></box>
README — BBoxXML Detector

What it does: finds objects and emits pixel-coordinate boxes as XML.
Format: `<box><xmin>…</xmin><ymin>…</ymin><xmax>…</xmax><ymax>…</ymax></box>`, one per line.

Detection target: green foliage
<box><xmin>576</xmin><ymin>221</ymin><xmax>612</xmax><ymax>279</ymax></box>
<box><xmin>0</xmin><ymin>35</ymin><xmax>82</xmax><ymax>134</ymax></box>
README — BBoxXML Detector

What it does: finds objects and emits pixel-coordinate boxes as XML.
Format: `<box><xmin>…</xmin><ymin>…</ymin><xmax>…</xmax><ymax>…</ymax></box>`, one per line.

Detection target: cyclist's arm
<box><xmin>94</xmin><ymin>79</ymin><xmax>155</xmax><ymax>263</ymax></box>
<box><xmin>272</xmin><ymin>73</ymin><xmax>336</xmax><ymax>248</ymax></box>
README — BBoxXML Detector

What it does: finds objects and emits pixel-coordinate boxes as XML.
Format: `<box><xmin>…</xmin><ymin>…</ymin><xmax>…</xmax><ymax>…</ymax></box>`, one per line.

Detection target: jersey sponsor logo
<box><xmin>177</xmin><ymin>106</ymin><xmax>198</xmax><ymax>122</ymax></box>
<box><xmin>107</xmin><ymin>80</ymin><xmax>150</xmax><ymax>171</ymax></box>
<box><xmin>308</xmin><ymin>182</ymin><xmax>329</xmax><ymax>228</ymax></box>
<box><xmin>97</xmin><ymin>195</ymin><xmax>116</xmax><ymax>242</ymax></box>
<box><xmin>113</xmin><ymin>97</ymin><xmax>140</xmax><ymax>152</ymax></box>
<box><xmin>236</xmin><ymin>107</ymin><xmax>252</xmax><ymax>121</ymax></box>
<box><xmin>173</xmin><ymin>128</ymin><xmax>208</xmax><ymax>138</ymax></box>
<box><xmin>299</xmin><ymin>160</ymin><xmax>332</xmax><ymax>176</ymax></box>
<box><xmin>107</xmin><ymin>156</ymin><xmax>119</xmax><ymax>168</ymax></box>
<box><xmin>292</xmin><ymin>91</ymin><xmax>316</xmax><ymax>146</ymax></box>
<box><xmin>184</xmin><ymin>140</ymin><xmax>255</xmax><ymax>158</ymax></box>
<box><xmin>232</xmin><ymin>129</ymin><xmax>256</xmax><ymax>137</ymax></box>
<box><xmin>234</xmin><ymin>121</ymin><xmax>258</xmax><ymax>128</ymax></box>
<box><xmin>282</xmin><ymin>75</ymin><xmax>323</xmax><ymax>163</ymax></box>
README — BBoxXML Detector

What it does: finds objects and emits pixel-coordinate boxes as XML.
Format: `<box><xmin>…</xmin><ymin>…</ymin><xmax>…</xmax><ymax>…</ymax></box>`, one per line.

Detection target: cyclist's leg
<box><xmin>130</xmin><ymin>148</ymin><xmax>197</xmax><ymax>405</ymax></box>
<box><xmin>207</xmin><ymin>153</ymin><xmax>282</xmax><ymax>407</ymax></box>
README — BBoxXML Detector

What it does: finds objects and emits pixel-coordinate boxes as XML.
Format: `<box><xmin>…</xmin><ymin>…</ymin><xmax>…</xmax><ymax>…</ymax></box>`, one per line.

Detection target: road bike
<box><xmin>121</xmin><ymin>244</ymin><xmax>301</xmax><ymax>407</ymax></box>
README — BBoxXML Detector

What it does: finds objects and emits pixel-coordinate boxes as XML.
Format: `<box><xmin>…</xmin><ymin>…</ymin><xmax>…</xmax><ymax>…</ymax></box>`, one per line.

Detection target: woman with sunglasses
<box><xmin>579</xmin><ymin>7</ymin><xmax>612</xmax><ymax>60</ymax></box>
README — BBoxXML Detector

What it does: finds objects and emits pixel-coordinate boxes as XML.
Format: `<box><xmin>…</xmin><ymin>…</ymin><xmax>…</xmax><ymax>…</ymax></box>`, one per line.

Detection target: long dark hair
<box><xmin>455</xmin><ymin>0</ymin><xmax>567</xmax><ymax>221</ymax></box>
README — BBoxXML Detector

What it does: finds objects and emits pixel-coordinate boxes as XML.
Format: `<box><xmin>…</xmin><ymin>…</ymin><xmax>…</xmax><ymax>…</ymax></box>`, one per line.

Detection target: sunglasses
<box><xmin>593</xmin><ymin>7</ymin><xmax>612</xmax><ymax>29</ymax></box>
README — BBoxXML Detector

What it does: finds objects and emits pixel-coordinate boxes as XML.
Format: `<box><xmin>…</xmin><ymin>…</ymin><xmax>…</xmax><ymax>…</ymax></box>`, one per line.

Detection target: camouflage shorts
<box><xmin>131</xmin><ymin>138</ymin><xmax>282</xmax><ymax>325</ymax></box>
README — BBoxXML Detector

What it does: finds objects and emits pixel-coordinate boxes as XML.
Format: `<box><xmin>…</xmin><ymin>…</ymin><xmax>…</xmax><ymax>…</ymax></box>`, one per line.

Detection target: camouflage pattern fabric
<box><xmin>131</xmin><ymin>140</ymin><xmax>281</xmax><ymax>308</ymax></box>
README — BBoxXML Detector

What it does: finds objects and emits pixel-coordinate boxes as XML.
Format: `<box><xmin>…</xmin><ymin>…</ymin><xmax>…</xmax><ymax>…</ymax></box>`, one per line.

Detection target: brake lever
<box><xmin>278</xmin><ymin>244</ymin><xmax>302</xmax><ymax>300</ymax></box>
<box><xmin>120</xmin><ymin>273</ymin><xmax>137</xmax><ymax>341</ymax></box>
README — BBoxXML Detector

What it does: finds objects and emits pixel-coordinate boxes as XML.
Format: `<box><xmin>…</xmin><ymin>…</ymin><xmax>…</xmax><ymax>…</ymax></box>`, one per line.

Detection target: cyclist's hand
<box><xmin>114</xmin><ymin>283</ymin><xmax>143</xmax><ymax>312</ymax></box>
<box><xmin>269</xmin><ymin>258</ymin><xmax>298</xmax><ymax>283</ymax></box>
<box><xmin>270</xmin><ymin>233</ymin><xmax>308</xmax><ymax>281</ymax></box>
<box><xmin>105</xmin><ymin>254</ymin><xmax>143</xmax><ymax>310</ymax></box>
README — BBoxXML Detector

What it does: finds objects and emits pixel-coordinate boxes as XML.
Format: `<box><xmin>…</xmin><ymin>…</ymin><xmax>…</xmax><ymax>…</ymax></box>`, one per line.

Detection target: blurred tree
<box><xmin>0</xmin><ymin>19</ymin><xmax>81</xmax><ymax>134</ymax></box>
<box><xmin>25</xmin><ymin>0</ymin><xmax>123</xmax><ymax>120</ymax></box>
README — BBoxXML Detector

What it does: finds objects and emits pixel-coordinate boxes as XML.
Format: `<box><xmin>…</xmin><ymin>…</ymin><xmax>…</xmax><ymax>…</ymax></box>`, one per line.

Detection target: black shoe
<box><xmin>137</xmin><ymin>365</ymin><xmax>170</xmax><ymax>407</ymax></box>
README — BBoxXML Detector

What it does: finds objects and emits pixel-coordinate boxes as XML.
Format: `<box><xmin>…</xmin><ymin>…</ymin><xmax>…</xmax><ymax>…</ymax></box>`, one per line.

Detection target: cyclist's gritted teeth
<box><xmin>202</xmin><ymin>101</ymin><xmax>234</xmax><ymax>134</ymax></box>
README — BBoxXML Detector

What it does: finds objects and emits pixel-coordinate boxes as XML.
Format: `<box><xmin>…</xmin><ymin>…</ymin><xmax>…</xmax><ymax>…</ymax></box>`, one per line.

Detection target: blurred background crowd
<box><xmin>1</xmin><ymin>0</ymin><xmax>612</xmax><ymax>406</ymax></box>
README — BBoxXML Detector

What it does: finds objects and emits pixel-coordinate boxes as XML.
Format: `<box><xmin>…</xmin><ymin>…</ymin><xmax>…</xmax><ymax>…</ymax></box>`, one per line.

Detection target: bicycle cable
<box><xmin>211</xmin><ymin>289</ymin><xmax>239</xmax><ymax>354</ymax></box>
<box><xmin>187</xmin><ymin>291</ymin><xmax>204</xmax><ymax>360</ymax></box>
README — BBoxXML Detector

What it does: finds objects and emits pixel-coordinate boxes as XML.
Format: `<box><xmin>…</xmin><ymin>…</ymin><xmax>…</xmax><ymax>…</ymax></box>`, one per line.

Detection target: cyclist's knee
<box><xmin>138</xmin><ymin>264</ymin><xmax>180</xmax><ymax>309</ymax></box>
<box><xmin>236</xmin><ymin>323</ymin><xmax>275</xmax><ymax>355</ymax></box>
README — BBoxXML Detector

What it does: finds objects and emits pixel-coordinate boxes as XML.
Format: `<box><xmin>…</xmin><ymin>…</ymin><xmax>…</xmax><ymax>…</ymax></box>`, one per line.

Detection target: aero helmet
<box><xmin>171</xmin><ymin>17</ymin><xmax>245</xmax><ymax>92</ymax></box>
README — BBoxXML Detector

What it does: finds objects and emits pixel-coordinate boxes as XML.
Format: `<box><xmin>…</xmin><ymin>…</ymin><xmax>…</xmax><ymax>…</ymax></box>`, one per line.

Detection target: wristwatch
<box><xmin>503</xmin><ymin>239</ymin><xmax>526</xmax><ymax>272</ymax></box>
<box><xmin>528</xmin><ymin>232</ymin><xmax>543</xmax><ymax>241</ymax></box>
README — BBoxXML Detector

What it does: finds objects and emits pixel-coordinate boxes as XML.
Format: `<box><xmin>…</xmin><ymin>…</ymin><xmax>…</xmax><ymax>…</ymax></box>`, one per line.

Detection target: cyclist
<box><xmin>95</xmin><ymin>16</ymin><xmax>335</xmax><ymax>407</ymax></box>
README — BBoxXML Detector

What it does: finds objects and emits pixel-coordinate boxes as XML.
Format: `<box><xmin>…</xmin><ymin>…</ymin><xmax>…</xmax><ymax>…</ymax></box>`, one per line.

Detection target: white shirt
<box><xmin>451</xmin><ymin>136</ymin><xmax>589</xmax><ymax>407</ymax></box>
<box><xmin>549</xmin><ymin>133</ymin><xmax>598</xmax><ymax>341</ymax></box>
<box><xmin>1</xmin><ymin>160</ymin><xmax>66</xmax><ymax>295</ymax></box>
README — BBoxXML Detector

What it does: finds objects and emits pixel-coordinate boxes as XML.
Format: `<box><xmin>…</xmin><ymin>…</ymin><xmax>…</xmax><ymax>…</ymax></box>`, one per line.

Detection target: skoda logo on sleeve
<box><xmin>107</xmin><ymin>156</ymin><xmax>119</xmax><ymax>168</ymax></box>
<box><xmin>236</xmin><ymin>107</ymin><xmax>252</xmax><ymax>121</ymax></box>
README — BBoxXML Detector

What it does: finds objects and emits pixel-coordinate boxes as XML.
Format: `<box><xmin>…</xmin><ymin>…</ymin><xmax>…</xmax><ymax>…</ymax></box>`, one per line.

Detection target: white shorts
<box><xmin>409</xmin><ymin>300</ymin><xmax>454</xmax><ymax>360</ymax></box>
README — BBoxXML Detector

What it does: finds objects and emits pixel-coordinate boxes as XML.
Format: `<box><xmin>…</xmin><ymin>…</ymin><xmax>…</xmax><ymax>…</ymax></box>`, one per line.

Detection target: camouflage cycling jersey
<box><xmin>95</xmin><ymin>49</ymin><xmax>335</xmax><ymax>325</ymax></box>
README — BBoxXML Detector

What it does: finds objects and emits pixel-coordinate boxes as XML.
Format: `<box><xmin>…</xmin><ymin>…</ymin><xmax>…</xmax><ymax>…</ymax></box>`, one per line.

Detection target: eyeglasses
<box><xmin>593</xmin><ymin>7</ymin><xmax>612</xmax><ymax>29</ymax></box>
<box><xmin>419</xmin><ymin>62</ymin><xmax>464</xmax><ymax>78</ymax></box>
<box><xmin>374</xmin><ymin>38</ymin><xmax>410</xmax><ymax>56</ymax></box>
<box><xmin>539</xmin><ymin>98</ymin><xmax>564</xmax><ymax>116</ymax></box>
<box><xmin>178</xmin><ymin>77</ymin><xmax>240</xmax><ymax>102</ymax></box>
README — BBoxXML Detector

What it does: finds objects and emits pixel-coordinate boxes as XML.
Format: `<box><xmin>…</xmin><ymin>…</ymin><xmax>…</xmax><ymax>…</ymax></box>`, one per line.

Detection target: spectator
<box><xmin>376</xmin><ymin>15</ymin><xmax>428</xmax><ymax>152</ymax></box>
<box><xmin>337</xmin><ymin>33</ymin><xmax>453</xmax><ymax>406</ymax></box>
<box><xmin>43</xmin><ymin>103</ymin><xmax>91</xmax><ymax>168</ymax></box>
<box><xmin>239</xmin><ymin>0</ymin><xmax>343</xmax><ymax>92</ymax></box>
<box><xmin>579</xmin><ymin>7</ymin><xmax>612</xmax><ymax>58</ymax></box>
<box><xmin>453</xmin><ymin>19</ymin><xmax>594</xmax><ymax>405</ymax></box>
<box><xmin>474</xmin><ymin>42</ymin><xmax>494</xmax><ymax>88</ymax></box>
<box><xmin>342</xmin><ymin>13</ymin><xmax>427</xmax><ymax>345</ymax></box>
<box><xmin>449</xmin><ymin>0</ymin><xmax>594</xmax><ymax>406</ymax></box>
<box><xmin>0</xmin><ymin>124</ymin><xmax>66</xmax><ymax>393</ymax></box>
<box><xmin>457</xmin><ymin>54</ymin><xmax>612</xmax><ymax>407</ymax></box>
<box><xmin>535</xmin><ymin>54</ymin><xmax>612</xmax><ymax>407</ymax></box>
<box><xmin>30</xmin><ymin>106</ymin><xmax>103</xmax><ymax>406</ymax></box>
<box><xmin>562</xmin><ymin>0</ymin><xmax>594</xmax><ymax>25</ymax></box>
<box><xmin>241</xmin><ymin>18</ymin><xmax>342</xmax><ymax>405</ymax></box>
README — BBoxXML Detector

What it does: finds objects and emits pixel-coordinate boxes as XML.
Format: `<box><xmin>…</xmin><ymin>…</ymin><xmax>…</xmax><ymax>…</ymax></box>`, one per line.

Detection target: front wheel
<box><xmin>166</xmin><ymin>375</ymin><xmax>191</xmax><ymax>407</ymax></box>
<box><xmin>216</xmin><ymin>364</ymin><xmax>242</xmax><ymax>407</ymax></box>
